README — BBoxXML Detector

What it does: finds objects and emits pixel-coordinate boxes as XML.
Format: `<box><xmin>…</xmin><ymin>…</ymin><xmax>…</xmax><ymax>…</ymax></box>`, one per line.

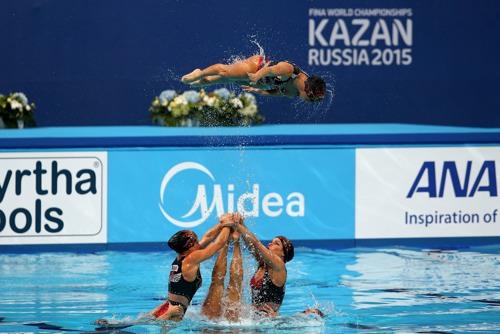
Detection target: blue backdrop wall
<box><xmin>1</xmin><ymin>0</ymin><xmax>499</xmax><ymax>127</ymax></box>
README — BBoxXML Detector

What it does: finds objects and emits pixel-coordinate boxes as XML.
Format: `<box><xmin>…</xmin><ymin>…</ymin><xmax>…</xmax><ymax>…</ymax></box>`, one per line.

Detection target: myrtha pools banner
<box><xmin>356</xmin><ymin>147</ymin><xmax>500</xmax><ymax>239</ymax></box>
<box><xmin>0</xmin><ymin>152</ymin><xmax>107</xmax><ymax>245</ymax></box>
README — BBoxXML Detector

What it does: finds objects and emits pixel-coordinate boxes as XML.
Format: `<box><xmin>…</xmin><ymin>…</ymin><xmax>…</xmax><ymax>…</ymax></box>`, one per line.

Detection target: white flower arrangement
<box><xmin>150</xmin><ymin>89</ymin><xmax>263</xmax><ymax>127</ymax></box>
<box><xmin>0</xmin><ymin>92</ymin><xmax>36</xmax><ymax>128</ymax></box>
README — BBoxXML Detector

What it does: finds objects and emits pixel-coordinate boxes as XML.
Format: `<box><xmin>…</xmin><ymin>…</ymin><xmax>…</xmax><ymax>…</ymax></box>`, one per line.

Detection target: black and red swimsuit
<box><xmin>255</xmin><ymin>55</ymin><xmax>304</xmax><ymax>95</ymax></box>
<box><xmin>152</xmin><ymin>255</ymin><xmax>201</xmax><ymax>317</ymax></box>
<box><xmin>250</xmin><ymin>267</ymin><xmax>285</xmax><ymax>307</ymax></box>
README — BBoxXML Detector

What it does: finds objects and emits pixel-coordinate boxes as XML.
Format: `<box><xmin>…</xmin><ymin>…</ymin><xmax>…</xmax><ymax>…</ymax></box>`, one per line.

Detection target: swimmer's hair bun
<box><xmin>168</xmin><ymin>230</ymin><xmax>198</xmax><ymax>253</ymax></box>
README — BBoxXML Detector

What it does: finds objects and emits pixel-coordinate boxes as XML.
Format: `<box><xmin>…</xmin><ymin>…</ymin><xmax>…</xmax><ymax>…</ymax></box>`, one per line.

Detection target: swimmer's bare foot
<box><xmin>231</xmin><ymin>229</ymin><xmax>240</xmax><ymax>242</ymax></box>
<box><xmin>181</xmin><ymin>69</ymin><xmax>202</xmax><ymax>84</ymax></box>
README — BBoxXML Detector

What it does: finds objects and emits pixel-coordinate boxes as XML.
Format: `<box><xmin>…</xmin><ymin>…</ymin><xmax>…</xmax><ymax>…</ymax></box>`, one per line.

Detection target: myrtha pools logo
<box><xmin>158</xmin><ymin>162</ymin><xmax>305</xmax><ymax>228</ymax></box>
<box><xmin>0</xmin><ymin>154</ymin><xmax>105</xmax><ymax>240</ymax></box>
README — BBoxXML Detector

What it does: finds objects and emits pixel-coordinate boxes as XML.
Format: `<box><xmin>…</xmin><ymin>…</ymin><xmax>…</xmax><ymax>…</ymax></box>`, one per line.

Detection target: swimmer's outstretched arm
<box><xmin>242</xmin><ymin>86</ymin><xmax>283</xmax><ymax>96</ymax></box>
<box><xmin>184</xmin><ymin>214</ymin><xmax>234</xmax><ymax>265</ymax></box>
<box><xmin>232</xmin><ymin>214</ymin><xmax>264</xmax><ymax>263</ymax></box>
<box><xmin>198</xmin><ymin>220</ymin><xmax>229</xmax><ymax>248</ymax></box>
<box><xmin>235</xmin><ymin>222</ymin><xmax>285</xmax><ymax>271</ymax></box>
<box><xmin>248</xmin><ymin>62</ymin><xmax>294</xmax><ymax>83</ymax></box>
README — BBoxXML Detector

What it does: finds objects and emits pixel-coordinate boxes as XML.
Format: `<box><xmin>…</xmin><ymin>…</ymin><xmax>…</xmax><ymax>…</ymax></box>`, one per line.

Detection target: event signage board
<box><xmin>0</xmin><ymin>152</ymin><xmax>107</xmax><ymax>245</ymax></box>
<box><xmin>356</xmin><ymin>147</ymin><xmax>500</xmax><ymax>239</ymax></box>
<box><xmin>107</xmin><ymin>148</ymin><xmax>355</xmax><ymax>243</ymax></box>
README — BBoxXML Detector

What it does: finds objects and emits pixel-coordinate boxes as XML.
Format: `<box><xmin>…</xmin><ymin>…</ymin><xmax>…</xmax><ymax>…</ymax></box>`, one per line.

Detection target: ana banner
<box><xmin>356</xmin><ymin>147</ymin><xmax>500</xmax><ymax>239</ymax></box>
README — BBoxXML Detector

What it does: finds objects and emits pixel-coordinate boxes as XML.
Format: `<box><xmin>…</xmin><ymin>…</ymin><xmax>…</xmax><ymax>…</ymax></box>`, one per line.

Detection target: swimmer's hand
<box><xmin>219</xmin><ymin>213</ymin><xmax>235</xmax><ymax>228</ymax></box>
<box><xmin>232</xmin><ymin>212</ymin><xmax>244</xmax><ymax>225</ymax></box>
<box><xmin>242</xmin><ymin>85</ymin><xmax>259</xmax><ymax>93</ymax></box>
<box><xmin>248</xmin><ymin>73</ymin><xmax>260</xmax><ymax>83</ymax></box>
<box><xmin>259</xmin><ymin>304</ymin><xmax>278</xmax><ymax>317</ymax></box>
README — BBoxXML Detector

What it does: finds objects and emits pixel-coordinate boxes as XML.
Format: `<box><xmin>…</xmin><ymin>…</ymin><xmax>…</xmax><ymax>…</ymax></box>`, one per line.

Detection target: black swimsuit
<box><xmin>168</xmin><ymin>256</ymin><xmax>202</xmax><ymax>310</ymax></box>
<box><xmin>256</xmin><ymin>58</ymin><xmax>305</xmax><ymax>96</ymax></box>
<box><xmin>250</xmin><ymin>267</ymin><xmax>285</xmax><ymax>307</ymax></box>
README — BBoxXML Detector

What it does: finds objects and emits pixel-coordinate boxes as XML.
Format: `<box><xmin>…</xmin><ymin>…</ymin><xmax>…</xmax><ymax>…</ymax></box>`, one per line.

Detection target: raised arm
<box><xmin>235</xmin><ymin>223</ymin><xmax>284</xmax><ymax>271</ymax></box>
<box><xmin>198</xmin><ymin>222</ymin><xmax>225</xmax><ymax>249</ymax></box>
<box><xmin>185</xmin><ymin>213</ymin><xmax>234</xmax><ymax>265</ymax></box>
<box><xmin>248</xmin><ymin>62</ymin><xmax>294</xmax><ymax>83</ymax></box>
<box><xmin>186</xmin><ymin>226</ymin><xmax>231</xmax><ymax>266</ymax></box>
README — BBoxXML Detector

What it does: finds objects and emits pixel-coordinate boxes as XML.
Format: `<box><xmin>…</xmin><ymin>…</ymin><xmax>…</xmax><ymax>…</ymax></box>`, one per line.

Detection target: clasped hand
<box><xmin>219</xmin><ymin>212</ymin><xmax>244</xmax><ymax>228</ymax></box>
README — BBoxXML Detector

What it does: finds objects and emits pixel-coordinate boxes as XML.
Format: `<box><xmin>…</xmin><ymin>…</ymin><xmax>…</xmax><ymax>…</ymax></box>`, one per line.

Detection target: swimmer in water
<box><xmin>201</xmin><ymin>213</ymin><xmax>294</xmax><ymax>321</ymax></box>
<box><xmin>181</xmin><ymin>55</ymin><xmax>326</xmax><ymax>102</ymax></box>
<box><xmin>95</xmin><ymin>214</ymin><xmax>235</xmax><ymax>326</ymax></box>
<box><xmin>238</xmin><ymin>217</ymin><xmax>294</xmax><ymax>317</ymax></box>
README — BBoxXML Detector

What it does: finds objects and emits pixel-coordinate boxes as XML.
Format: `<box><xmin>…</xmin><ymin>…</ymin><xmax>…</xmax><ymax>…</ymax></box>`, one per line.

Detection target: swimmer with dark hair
<box><xmin>181</xmin><ymin>55</ymin><xmax>326</xmax><ymax>102</ymax></box>
<box><xmin>95</xmin><ymin>214</ymin><xmax>236</xmax><ymax>326</ymax></box>
<box><xmin>302</xmin><ymin>308</ymin><xmax>325</xmax><ymax>318</ymax></box>
<box><xmin>201</xmin><ymin>213</ymin><xmax>295</xmax><ymax>321</ymax></box>
<box><xmin>239</xmin><ymin>217</ymin><xmax>294</xmax><ymax>317</ymax></box>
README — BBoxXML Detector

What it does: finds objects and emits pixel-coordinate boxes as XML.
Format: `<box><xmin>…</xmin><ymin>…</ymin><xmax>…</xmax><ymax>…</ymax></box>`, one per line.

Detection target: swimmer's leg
<box><xmin>224</xmin><ymin>234</ymin><xmax>243</xmax><ymax>322</ymax></box>
<box><xmin>182</xmin><ymin>55</ymin><xmax>261</xmax><ymax>84</ymax></box>
<box><xmin>190</xmin><ymin>75</ymin><xmax>226</xmax><ymax>87</ymax></box>
<box><xmin>155</xmin><ymin>304</ymin><xmax>184</xmax><ymax>322</ymax></box>
<box><xmin>201</xmin><ymin>243</ymin><xmax>229</xmax><ymax>319</ymax></box>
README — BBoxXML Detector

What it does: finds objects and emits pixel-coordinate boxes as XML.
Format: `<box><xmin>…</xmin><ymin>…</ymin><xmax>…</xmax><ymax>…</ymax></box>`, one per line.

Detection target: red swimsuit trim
<box><xmin>250</xmin><ymin>275</ymin><xmax>263</xmax><ymax>289</ymax></box>
<box><xmin>152</xmin><ymin>302</ymin><xmax>170</xmax><ymax>318</ymax></box>
<box><xmin>256</xmin><ymin>55</ymin><xmax>268</xmax><ymax>70</ymax></box>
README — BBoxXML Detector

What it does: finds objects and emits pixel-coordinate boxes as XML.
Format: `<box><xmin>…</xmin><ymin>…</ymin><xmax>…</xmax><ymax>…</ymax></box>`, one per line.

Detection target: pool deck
<box><xmin>0</xmin><ymin>124</ymin><xmax>500</xmax><ymax>148</ymax></box>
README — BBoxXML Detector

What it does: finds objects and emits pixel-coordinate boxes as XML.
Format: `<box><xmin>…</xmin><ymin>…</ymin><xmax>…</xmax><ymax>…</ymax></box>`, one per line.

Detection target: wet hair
<box><xmin>276</xmin><ymin>236</ymin><xmax>294</xmax><ymax>263</ymax></box>
<box><xmin>304</xmin><ymin>75</ymin><xmax>326</xmax><ymax>102</ymax></box>
<box><xmin>167</xmin><ymin>230</ymin><xmax>198</xmax><ymax>253</ymax></box>
<box><xmin>302</xmin><ymin>308</ymin><xmax>325</xmax><ymax>318</ymax></box>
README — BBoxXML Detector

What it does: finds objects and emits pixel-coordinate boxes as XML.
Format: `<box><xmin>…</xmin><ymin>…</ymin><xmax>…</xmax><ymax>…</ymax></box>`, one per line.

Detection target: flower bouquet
<box><xmin>149</xmin><ymin>88</ymin><xmax>264</xmax><ymax>127</ymax></box>
<box><xmin>0</xmin><ymin>92</ymin><xmax>36</xmax><ymax>128</ymax></box>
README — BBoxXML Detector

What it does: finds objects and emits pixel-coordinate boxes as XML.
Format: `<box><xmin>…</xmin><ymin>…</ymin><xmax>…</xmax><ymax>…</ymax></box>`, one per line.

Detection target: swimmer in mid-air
<box><xmin>181</xmin><ymin>55</ymin><xmax>326</xmax><ymax>102</ymax></box>
<box><xmin>95</xmin><ymin>214</ymin><xmax>235</xmax><ymax>327</ymax></box>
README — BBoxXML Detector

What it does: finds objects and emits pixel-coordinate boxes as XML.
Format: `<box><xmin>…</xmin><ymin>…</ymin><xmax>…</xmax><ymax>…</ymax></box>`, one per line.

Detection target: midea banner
<box><xmin>0</xmin><ymin>152</ymin><xmax>107</xmax><ymax>245</ymax></box>
<box><xmin>108</xmin><ymin>149</ymin><xmax>355</xmax><ymax>243</ymax></box>
<box><xmin>356</xmin><ymin>147</ymin><xmax>500</xmax><ymax>239</ymax></box>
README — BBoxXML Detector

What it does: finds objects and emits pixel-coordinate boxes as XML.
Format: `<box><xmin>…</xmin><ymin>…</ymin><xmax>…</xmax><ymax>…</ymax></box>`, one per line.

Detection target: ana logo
<box><xmin>407</xmin><ymin>161</ymin><xmax>498</xmax><ymax>198</ymax></box>
<box><xmin>159</xmin><ymin>162</ymin><xmax>305</xmax><ymax>228</ymax></box>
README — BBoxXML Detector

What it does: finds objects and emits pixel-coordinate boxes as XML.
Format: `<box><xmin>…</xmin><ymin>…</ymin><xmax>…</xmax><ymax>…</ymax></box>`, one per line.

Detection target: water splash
<box><xmin>249</xmin><ymin>35</ymin><xmax>266</xmax><ymax>57</ymax></box>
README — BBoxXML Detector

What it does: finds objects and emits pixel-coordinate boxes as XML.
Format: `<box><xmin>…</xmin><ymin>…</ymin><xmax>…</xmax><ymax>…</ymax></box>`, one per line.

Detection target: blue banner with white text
<box><xmin>108</xmin><ymin>148</ymin><xmax>355</xmax><ymax>243</ymax></box>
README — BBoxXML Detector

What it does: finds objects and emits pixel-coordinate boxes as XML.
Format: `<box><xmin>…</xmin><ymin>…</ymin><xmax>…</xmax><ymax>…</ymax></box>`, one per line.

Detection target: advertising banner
<box><xmin>356</xmin><ymin>147</ymin><xmax>500</xmax><ymax>239</ymax></box>
<box><xmin>0</xmin><ymin>152</ymin><xmax>107</xmax><ymax>245</ymax></box>
<box><xmin>108</xmin><ymin>148</ymin><xmax>355</xmax><ymax>243</ymax></box>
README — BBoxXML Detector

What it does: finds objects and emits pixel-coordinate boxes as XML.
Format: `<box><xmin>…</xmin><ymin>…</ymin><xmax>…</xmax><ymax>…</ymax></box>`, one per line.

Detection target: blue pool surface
<box><xmin>0</xmin><ymin>246</ymin><xmax>499</xmax><ymax>333</ymax></box>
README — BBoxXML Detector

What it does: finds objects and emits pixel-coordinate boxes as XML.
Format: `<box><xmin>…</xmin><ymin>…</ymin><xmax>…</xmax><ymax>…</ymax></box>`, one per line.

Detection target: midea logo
<box><xmin>159</xmin><ymin>162</ymin><xmax>305</xmax><ymax>228</ymax></box>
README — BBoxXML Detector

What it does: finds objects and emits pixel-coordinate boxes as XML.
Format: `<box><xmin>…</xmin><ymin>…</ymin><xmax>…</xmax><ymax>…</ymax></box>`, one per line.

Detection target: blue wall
<box><xmin>1</xmin><ymin>0</ymin><xmax>500</xmax><ymax>127</ymax></box>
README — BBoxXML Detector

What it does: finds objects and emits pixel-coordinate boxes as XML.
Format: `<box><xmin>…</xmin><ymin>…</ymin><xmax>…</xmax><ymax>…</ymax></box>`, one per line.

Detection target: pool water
<box><xmin>0</xmin><ymin>245</ymin><xmax>499</xmax><ymax>333</ymax></box>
